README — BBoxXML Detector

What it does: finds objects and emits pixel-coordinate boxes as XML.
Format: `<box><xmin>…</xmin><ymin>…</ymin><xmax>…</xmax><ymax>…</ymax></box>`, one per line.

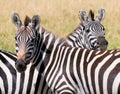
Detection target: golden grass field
<box><xmin>0</xmin><ymin>0</ymin><xmax>120</xmax><ymax>52</ymax></box>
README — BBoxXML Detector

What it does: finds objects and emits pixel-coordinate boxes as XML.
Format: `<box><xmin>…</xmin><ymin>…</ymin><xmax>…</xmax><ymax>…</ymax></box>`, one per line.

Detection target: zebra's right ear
<box><xmin>11</xmin><ymin>12</ymin><xmax>22</xmax><ymax>28</ymax></box>
<box><xmin>31</xmin><ymin>15</ymin><xmax>40</xmax><ymax>29</ymax></box>
<box><xmin>96</xmin><ymin>8</ymin><xmax>105</xmax><ymax>22</ymax></box>
<box><xmin>78</xmin><ymin>9</ymin><xmax>87</xmax><ymax>23</ymax></box>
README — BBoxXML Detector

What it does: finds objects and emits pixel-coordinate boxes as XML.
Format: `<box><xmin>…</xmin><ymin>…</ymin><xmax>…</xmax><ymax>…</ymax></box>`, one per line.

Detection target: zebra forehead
<box><xmin>87</xmin><ymin>22</ymin><xmax>104</xmax><ymax>31</ymax></box>
<box><xmin>87</xmin><ymin>21</ymin><xmax>103</xmax><ymax>27</ymax></box>
<box><xmin>17</xmin><ymin>26</ymin><xmax>35</xmax><ymax>35</ymax></box>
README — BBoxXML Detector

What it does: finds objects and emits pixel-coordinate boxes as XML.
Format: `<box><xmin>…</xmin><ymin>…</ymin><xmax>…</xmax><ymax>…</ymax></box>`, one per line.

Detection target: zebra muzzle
<box><xmin>15</xmin><ymin>59</ymin><xmax>27</xmax><ymax>73</ymax></box>
<box><xmin>96</xmin><ymin>36</ymin><xmax>108</xmax><ymax>50</ymax></box>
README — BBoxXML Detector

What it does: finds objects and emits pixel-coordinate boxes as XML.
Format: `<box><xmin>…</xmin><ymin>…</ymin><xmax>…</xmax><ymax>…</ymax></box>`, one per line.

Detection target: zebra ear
<box><xmin>78</xmin><ymin>9</ymin><xmax>87</xmax><ymax>23</ymax></box>
<box><xmin>11</xmin><ymin>12</ymin><xmax>22</xmax><ymax>28</ymax></box>
<box><xmin>96</xmin><ymin>8</ymin><xmax>105</xmax><ymax>22</ymax></box>
<box><xmin>31</xmin><ymin>15</ymin><xmax>40</xmax><ymax>29</ymax></box>
<box><xmin>87</xmin><ymin>10</ymin><xmax>94</xmax><ymax>21</ymax></box>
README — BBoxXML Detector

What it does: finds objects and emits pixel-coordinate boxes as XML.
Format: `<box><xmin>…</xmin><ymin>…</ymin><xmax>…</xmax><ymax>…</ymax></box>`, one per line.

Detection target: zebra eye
<box><xmin>31</xmin><ymin>37</ymin><xmax>37</xmax><ymax>43</ymax></box>
<box><xmin>15</xmin><ymin>36</ymin><xmax>18</xmax><ymax>40</ymax></box>
<box><xmin>103</xmin><ymin>27</ymin><xmax>105</xmax><ymax>31</ymax></box>
<box><xmin>86</xmin><ymin>29</ymin><xmax>90</xmax><ymax>33</ymax></box>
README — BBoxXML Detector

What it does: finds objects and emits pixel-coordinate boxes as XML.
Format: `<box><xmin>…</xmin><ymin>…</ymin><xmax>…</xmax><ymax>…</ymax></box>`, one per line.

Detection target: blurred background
<box><xmin>0</xmin><ymin>0</ymin><xmax>120</xmax><ymax>52</ymax></box>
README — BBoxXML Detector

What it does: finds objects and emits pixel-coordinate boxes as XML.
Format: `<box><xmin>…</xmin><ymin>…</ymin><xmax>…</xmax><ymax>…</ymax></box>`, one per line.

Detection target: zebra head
<box><xmin>79</xmin><ymin>9</ymin><xmax>108</xmax><ymax>51</ymax></box>
<box><xmin>12</xmin><ymin>13</ymin><xmax>40</xmax><ymax>72</ymax></box>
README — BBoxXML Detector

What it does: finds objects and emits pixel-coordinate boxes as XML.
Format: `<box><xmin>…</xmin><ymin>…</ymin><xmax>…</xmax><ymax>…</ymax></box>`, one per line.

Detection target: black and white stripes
<box><xmin>0</xmin><ymin>50</ymin><xmax>41</xmax><ymax>94</ymax></box>
<box><xmin>0</xmin><ymin>9</ymin><xmax>108</xmax><ymax>94</ymax></box>
<box><xmin>12</xmin><ymin>13</ymin><xmax>120</xmax><ymax>94</ymax></box>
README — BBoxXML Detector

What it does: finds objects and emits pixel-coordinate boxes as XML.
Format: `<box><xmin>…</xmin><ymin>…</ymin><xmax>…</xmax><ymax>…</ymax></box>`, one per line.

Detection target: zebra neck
<box><xmin>66</xmin><ymin>25</ymin><xmax>86</xmax><ymax>48</ymax></box>
<box><xmin>31</xmin><ymin>27</ymin><xmax>65</xmax><ymax>73</ymax></box>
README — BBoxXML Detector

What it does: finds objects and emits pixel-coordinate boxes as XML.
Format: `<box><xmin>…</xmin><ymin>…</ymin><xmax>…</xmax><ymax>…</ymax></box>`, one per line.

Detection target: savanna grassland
<box><xmin>0</xmin><ymin>0</ymin><xmax>120</xmax><ymax>52</ymax></box>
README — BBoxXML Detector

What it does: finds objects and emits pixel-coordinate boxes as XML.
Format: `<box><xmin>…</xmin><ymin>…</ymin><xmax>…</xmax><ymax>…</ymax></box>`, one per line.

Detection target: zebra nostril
<box><xmin>15</xmin><ymin>59</ymin><xmax>26</xmax><ymax>73</ymax></box>
<box><xmin>97</xmin><ymin>41</ymin><xmax>100</xmax><ymax>45</ymax></box>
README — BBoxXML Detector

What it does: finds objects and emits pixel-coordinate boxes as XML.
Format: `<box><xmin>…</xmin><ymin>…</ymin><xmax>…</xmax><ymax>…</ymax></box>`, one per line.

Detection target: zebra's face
<box><xmin>79</xmin><ymin>8</ymin><xmax>108</xmax><ymax>51</ymax></box>
<box><xmin>15</xmin><ymin>26</ymin><xmax>37</xmax><ymax>72</ymax></box>
<box><xmin>83</xmin><ymin>21</ymin><xmax>108</xmax><ymax>51</ymax></box>
<box><xmin>12</xmin><ymin>12</ymin><xmax>40</xmax><ymax>73</ymax></box>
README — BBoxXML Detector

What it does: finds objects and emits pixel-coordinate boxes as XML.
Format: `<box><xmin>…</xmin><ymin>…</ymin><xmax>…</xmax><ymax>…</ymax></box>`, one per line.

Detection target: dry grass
<box><xmin>0</xmin><ymin>0</ymin><xmax>120</xmax><ymax>52</ymax></box>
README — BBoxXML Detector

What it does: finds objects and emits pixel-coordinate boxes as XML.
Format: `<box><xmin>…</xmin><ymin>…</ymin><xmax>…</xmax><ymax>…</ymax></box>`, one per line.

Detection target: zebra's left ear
<box><xmin>31</xmin><ymin>15</ymin><xmax>40</xmax><ymax>29</ymax></box>
<box><xmin>78</xmin><ymin>9</ymin><xmax>87</xmax><ymax>23</ymax></box>
<box><xmin>96</xmin><ymin>8</ymin><xmax>105</xmax><ymax>22</ymax></box>
<box><xmin>11</xmin><ymin>12</ymin><xmax>22</xmax><ymax>28</ymax></box>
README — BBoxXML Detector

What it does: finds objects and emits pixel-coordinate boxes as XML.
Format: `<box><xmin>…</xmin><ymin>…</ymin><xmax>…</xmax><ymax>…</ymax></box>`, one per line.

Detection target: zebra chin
<box><xmin>15</xmin><ymin>59</ymin><xmax>27</xmax><ymax>73</ymax></box>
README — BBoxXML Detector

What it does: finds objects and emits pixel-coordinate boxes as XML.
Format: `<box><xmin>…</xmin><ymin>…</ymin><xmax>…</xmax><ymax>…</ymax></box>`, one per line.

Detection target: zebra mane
<box><xmin>66</xmin><ymin>24</ymin><xmax>82</xmax><ymax>38</ymax></box>
<box><xmin>40</xmin><ymin>26</ymin><xmax>68</xmax><ymax>46</ymax></box>
<box><xmin>24</xmin><ymin>16</ymin><xmax>31</xmax><ymax>26</ymax></box>
<box><xmin>88</xmin><ymin>10</ymin><xmax>95</xmax><ymax>21</ymax></box>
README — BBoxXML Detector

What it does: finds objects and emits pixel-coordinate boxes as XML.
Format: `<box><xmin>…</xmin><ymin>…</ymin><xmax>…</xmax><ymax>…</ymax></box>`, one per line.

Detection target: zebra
<box><xmin>66</xmin><ymin>8</ymin><xmax>108</xmax><ymax>51</ymax></box>
<box><xmin>0</xmin><ymin>9</ymin><xmax>108</xmax><ymax>94</ymax></box>
<box><xmin>12</xmin><ymin>13</ymin><xmax>120</xmax><ymax>94</ymax></box>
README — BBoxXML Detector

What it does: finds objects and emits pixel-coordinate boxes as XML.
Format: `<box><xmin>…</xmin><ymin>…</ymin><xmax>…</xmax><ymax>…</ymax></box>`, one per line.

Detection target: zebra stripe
<box><xmin>13</xmin><ymin>13</ymin><xmax>120</xmax><ymax>94</ymax></box>
<box><xmin>0</xmin><ymin>50</ymin><xmax>41</xmax><ymax>94</ymax></box>
<box><xmin>0</xmin><ymin>9</ymin><xmax>108</xmax><ymax>94</ymax></box>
